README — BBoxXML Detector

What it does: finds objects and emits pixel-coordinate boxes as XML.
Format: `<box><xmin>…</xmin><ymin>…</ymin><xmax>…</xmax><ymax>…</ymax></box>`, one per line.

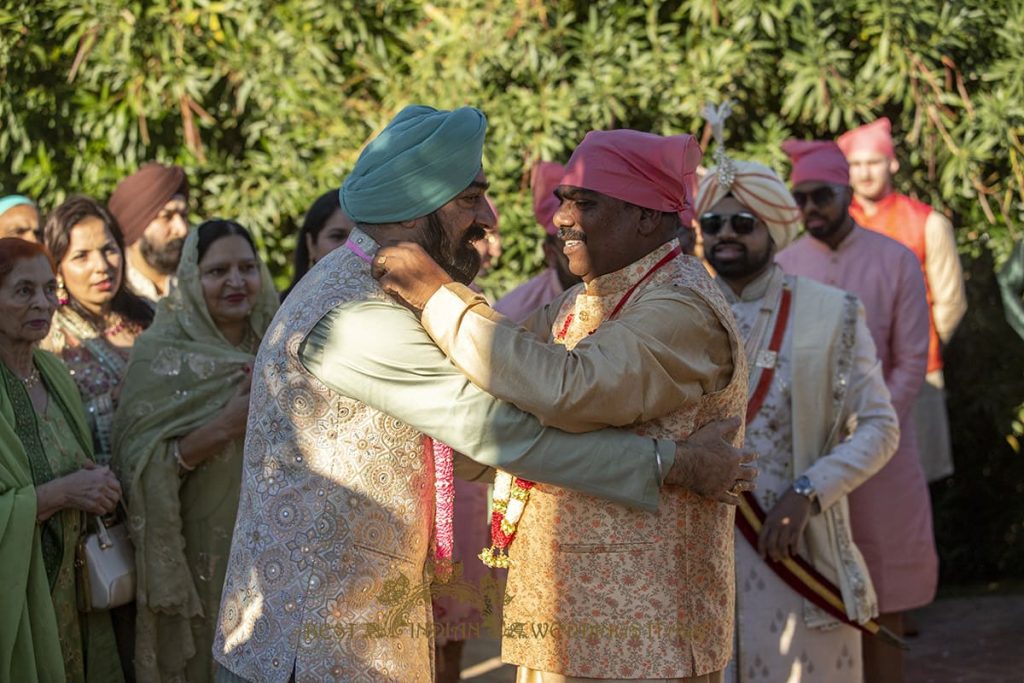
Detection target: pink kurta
<box><xmin>776</xmin><ymin>226</ymin><xmax>938</xmax><ymax>611</ymax></box>
<box><xmin>493</xmin><ymin>267</ymin><xmax>565</xmax><ymax>324</ymax></box>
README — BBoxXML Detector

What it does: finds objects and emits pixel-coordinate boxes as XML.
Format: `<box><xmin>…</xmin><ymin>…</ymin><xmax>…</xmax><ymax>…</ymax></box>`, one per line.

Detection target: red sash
<box><xmin>736</xmin><ymin>286</ymin><xmax>906</xmax><ymax>649</ymax></box>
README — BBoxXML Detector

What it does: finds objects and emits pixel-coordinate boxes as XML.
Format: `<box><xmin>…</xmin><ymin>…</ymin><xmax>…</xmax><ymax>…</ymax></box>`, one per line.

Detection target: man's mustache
<box><xmin>463</xmin><ymin>225</ymin><xmax>488</xmax><ymax>244</ymax></box>
<box><xmin>558</xmin><ymin>227</ymin><xmax>586</xmax><ymax>242</ymax></box>
<box><xmin>711</xmin><ymin>240</ymin><xmax>746</xmax><ymax>253</ymax></box>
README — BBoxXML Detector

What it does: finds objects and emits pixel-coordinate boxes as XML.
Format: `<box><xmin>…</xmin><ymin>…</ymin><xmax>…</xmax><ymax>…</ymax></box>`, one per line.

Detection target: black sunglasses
<box><xmin>792</xmin><ymin>186</ymin><xmax>837</xmax><ymax>208</ymax></box>
<box><xmin>699</xmin><ymin>212</ymin><xmax>759</xmax><ymax>236</ymax></box>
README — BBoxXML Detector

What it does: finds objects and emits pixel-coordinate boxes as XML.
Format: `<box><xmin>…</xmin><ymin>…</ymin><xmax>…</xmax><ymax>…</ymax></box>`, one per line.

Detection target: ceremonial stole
<box><xmin>480</xmin><ymin>246</ymin><xmax>683</xmax><ymax>568</ymax></box>
<box><xmin>346</xmin><ymin>241</ymin><xmax>456</xmax><ymax>581</ymax></box>
<box><xmin>736</xmin><ymin>285</ymin><xmax>906</xmax><ymax>649</ymax></box>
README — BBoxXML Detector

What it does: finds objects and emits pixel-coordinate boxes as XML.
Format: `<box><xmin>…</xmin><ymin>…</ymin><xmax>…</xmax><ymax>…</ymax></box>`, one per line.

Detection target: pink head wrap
<box><xmin>782</xmin><ymin>140</ymin><xmax>850</xmax><ymax>186</ymax></box>
<box><xmin>837</xmin><ymin>117</ymin><xmax>895</xmax><ymax>159</ymax></box>
<box><xmin>531</xmin><ymin>162</ymin><xmax>564</xmax><ymax>236</ymax></box>
<box><xmin>485</xmin><ymin>195</ymin><xmax>500</xmax><ymax>229</ymax></box>
<box><xmin>561</xmin><ymin>130</ymin><xmax>703</xmax><ymax>225</ymax></box>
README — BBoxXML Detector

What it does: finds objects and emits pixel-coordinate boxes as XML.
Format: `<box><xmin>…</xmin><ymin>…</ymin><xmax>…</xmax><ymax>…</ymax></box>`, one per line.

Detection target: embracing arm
<box><xmin>420</xmin><ymin>283</ymin><xmax>734</xmax><ymax>432</ymax></box>
<box><xmin>299</xmin><ymin>299</ymin><xmax>675</xmax><ymax>511</ymax></box>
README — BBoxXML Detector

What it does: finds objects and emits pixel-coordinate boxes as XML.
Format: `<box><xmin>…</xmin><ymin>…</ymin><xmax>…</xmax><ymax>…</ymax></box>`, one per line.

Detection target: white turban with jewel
<box><xmin>694</xmin><ymin>102</ymin><xmax>802</xmax><ymax>251</ymax></box>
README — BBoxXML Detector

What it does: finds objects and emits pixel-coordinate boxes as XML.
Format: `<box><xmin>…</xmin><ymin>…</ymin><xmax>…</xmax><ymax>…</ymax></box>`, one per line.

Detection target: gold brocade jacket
<box><xmin>422</xmin><ymin>241</ymin><xmax>749</xmax><ymax>678</ymax></box>
<box><xmin>214</xmin><ymin>235</ymin><xmax>436</xmax><ymax>683</ymax></box>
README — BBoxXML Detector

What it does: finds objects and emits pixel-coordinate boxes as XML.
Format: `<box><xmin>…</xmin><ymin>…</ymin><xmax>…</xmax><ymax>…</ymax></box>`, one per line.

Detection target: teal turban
<box><xmin>341</xmin><ymin>105</ymin><xmax>487</xmax><ymax>223</ymax></box>
<box><xmin>0</xmin><ymin>195</ymin><xmax>34</xmax><ymax>216</ymax></box>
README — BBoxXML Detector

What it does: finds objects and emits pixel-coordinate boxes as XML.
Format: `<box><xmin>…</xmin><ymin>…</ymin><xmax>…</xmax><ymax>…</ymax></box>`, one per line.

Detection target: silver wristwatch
<box><xmin>792</xmin><ymin>474</ymin><xmax>817</xmax><ymax>502</ymax></box>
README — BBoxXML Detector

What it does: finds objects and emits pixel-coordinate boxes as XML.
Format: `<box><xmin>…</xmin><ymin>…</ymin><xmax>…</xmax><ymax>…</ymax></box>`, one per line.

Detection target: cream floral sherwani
<box><xmin>718</xmin><ymin>266</ymin><xmax>898</xmax><ymax>683</ymax></box>
<box><xmin>421</xmin><ymin>241</ymin><xmax>748</xmax><ymax>679</ymax></box>
<box><xmin>214</xmin><ymin>229</ymin><xmax>676</xmax><ymax>683</ymax></box>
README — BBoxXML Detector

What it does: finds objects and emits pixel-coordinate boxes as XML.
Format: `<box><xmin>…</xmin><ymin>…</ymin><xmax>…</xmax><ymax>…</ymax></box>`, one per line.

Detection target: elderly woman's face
<box><xmin>60</xmin><ymin>216</ymin><xmax>124</xmax><ymax>313</ymax></box>
<box><xmin>0</xmin><ymin>255</ymin><xmax>58</xmax><ymax>345</ymax></box>
<box><xmin>199</xmin><ymin>235</ymin><xmax>262</xmax><ymax>332</ymax></box>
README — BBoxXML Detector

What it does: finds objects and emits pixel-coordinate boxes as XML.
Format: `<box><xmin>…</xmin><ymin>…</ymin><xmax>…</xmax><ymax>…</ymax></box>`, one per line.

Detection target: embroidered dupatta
<box><xmin>111</xmin><ymin>229</ymin><xmax>278</xmax><ymax>680</ymax></box>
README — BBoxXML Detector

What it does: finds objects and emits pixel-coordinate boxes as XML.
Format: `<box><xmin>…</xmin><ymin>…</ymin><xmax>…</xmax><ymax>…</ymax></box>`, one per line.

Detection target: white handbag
<box><xmin>76</xmin><ymin>512</ymin><xmax>136</xmax><ymax>611</ymax></box>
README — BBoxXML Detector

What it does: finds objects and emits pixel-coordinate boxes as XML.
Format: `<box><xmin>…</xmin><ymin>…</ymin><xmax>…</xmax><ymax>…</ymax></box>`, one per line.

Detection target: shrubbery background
<box><xmin>2</xmin><ymin>0</ymin><xmax>1022</xmax><ymax>586</ymax></box>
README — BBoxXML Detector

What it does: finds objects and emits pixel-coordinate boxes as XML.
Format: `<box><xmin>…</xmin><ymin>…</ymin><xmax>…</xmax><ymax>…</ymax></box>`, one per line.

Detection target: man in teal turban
<box><xmin>340</xmin><ymin>104</ymin><xmax>491</xmax><ymax>285</ymax></box>
<box><xmin>0</xmin><ymin>195</ymin><xmax>40</xmax><ymax>242</ymax></box>
<box><xmin>214</xmin><ymin>105</ymin><xmax>723</xmax><ymax>682</ymax></box>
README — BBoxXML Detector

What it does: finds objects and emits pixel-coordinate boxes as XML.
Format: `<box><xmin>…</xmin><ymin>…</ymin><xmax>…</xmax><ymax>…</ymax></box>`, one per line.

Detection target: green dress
<box><xmin>0</xmin><ymin>350</ymin><xmax>124</xmax><ymax>683</ymax></box>
<box><xmin>111</xmin><ymin>228</ymin><xmax>278</xmax><ymax>682</ymax></box>
<box><xmin>37</xmin><ymin>396</ymin><xmax>124</xmax><ymax>683</ymax></box>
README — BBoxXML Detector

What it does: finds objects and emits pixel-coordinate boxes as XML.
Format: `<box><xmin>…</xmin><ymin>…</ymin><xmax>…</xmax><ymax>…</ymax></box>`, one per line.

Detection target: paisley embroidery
<box><xmin>214</xmin><ymin>229</ymin><xmax>437</xmax><ymax>682</ymax></box>
<box><xmin>503</xmin><ymin>244</ymin><xmax>748</xmax><ymax>678</ymax></box>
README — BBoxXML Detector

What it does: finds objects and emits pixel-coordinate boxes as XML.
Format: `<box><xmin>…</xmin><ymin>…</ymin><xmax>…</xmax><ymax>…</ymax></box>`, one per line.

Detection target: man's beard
<box><xmin>806</xmin><ymin>211</ymin><xmax>848</xmax><ymax>243</ymax></box>
<box><xmin>706</xmin><ymin>241</ymin><xmax>774</xmax><ymax>281</ymax></box>
<box><xmin>421</xmin><ymin>213</ymin><xmax>483</xmax><ymax>285</ymax></box>
<box><xmin>140</xmin><ymin>234</ymin><xmax>185</xmax><ymax>275</ymax></box>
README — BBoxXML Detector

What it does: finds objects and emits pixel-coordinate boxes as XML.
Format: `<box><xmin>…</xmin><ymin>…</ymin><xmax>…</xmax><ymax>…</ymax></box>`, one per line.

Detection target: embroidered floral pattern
<box><xmin>501</xmin><ymin>243</ymin><xmax>749</xmax><ymax>678</ymax></box>
<box><xmin>214</xmin><ymin>229</ymin><xmax>438</xmax><ymax>682</ymax></box>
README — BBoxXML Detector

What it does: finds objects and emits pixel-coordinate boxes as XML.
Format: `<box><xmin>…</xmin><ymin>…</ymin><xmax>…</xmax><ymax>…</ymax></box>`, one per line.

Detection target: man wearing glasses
<box><xmin>695</xmin><ymin>151</ymin><xmax>899</xmax><ymax>683</ymax></box>
<box><xmin>775</xmin><ymin>140</ymin><xmax>936</xmax><ymax>683</ymax></box>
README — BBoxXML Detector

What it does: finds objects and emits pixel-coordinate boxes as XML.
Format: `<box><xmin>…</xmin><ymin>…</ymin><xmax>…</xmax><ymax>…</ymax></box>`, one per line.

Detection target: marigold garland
<box><xmin>478</xmin><ymin>245</ymin><xmax>681</xmax><ymax>570</ymax></box>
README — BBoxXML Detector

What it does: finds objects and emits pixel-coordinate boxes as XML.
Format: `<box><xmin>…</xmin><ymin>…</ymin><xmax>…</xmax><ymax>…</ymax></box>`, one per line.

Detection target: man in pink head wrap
<box><xmin>492</xmin><ymin>162</ymin><xmax>580</xmax><ymax>322</ymax></box>
<box><xmin>375</xmin><ymin>129</ymin><xmax>755</xmax><ymax>683</ymax></box>
<box><xmin>838</xmin><ymin>117</ymin><xmax>966</xmax><ymax>483</ymax></box>
<box><xmin>776</xmin><ymin>139</ymin><xmax>937</xmax><ymax>683</ymax></box>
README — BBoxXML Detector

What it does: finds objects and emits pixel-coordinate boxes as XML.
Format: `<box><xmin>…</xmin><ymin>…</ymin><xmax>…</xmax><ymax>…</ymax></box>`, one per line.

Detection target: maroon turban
<box><xmin>108</xmin><ymin>163</ymin><xmax>189</xmax><ymax>245</ymax></box>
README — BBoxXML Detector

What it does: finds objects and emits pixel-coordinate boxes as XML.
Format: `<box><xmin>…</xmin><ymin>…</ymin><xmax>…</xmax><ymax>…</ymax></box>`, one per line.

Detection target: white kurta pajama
<box><xmin>719</xmin><ymin>266</ymin><xmax>899</xmax><ymax>683</ymax></box>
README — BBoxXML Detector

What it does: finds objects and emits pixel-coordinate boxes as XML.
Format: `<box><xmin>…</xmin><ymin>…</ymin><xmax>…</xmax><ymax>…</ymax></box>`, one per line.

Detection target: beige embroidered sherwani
<box><xmin>719</xmin><ymin>266</ymin><xmax>899</xmax><ymax>683</ymax></box>
<box><xmin>214</xmin><ymin>230</ymin><xmax>676</xmax><ymax>683</ymax></box>
<box><xmin>420</xmin><ymin>241</ymin><xmax>748</xmax><ymax>679</ymax></box>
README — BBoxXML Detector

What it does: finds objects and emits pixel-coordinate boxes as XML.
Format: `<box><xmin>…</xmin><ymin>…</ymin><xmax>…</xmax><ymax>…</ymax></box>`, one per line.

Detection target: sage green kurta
<box><xmin>38</xmin><ymin>397</ymin><xmax>124</xmax><ymax>683</ymax></box>
<box><xmin>112</xmin><ymin>228</ymin><xmax>278</xmax><ymax>682</ymax></box>
<box><xmin>0</xmin><ymin>350</ymin><xmax>122</xmax><ymax>683</ymax></box>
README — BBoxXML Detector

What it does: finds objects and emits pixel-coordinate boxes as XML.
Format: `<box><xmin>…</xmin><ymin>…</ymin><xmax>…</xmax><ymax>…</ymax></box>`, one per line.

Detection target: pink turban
<box><xmin>109</xmin><ymin>162</ymin><xmax>189</xmax><ymax>245</ymax></box>
<box><xmin>485</xmin><ymin>195</ymin><xmax>500</xmax><ymax>229</ymax></box>
<box><xmin>531</xmin><ymin>161</ymin><xmax>564</xmax><ymax>236</ymax></box>
<box><xmin>782</xmin><ymin>140</ymin><xmax>849</xmax><ymax>186</ymax></box>
<box><xmin>837</xmin><ymin>118</ymin><xmax>895</xmax><ymax>159</ymax></box>
<box><xmin>561</xmin><ymin>130</ymin><xmax>703</xmax><ymax>225</ymax></box>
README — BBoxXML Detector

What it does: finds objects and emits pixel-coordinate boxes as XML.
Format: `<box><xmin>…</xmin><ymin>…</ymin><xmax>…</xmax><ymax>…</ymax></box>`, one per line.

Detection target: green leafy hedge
<box><xmin>2</xmin><ymin>0</ymin><xmax>1022</xmax><ymax>583</ymax></box>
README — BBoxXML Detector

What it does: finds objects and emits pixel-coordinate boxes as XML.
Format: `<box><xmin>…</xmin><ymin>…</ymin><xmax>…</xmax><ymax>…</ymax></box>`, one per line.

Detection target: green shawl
<box><xmin>111</xmin><ymin>229</ymin><xmax>278</xmax><ymax>680</ymax></box>
<box><xmin>0</xmin><ymin>349</ymin><xmax>93</xmax><ymax>683</ymax></box>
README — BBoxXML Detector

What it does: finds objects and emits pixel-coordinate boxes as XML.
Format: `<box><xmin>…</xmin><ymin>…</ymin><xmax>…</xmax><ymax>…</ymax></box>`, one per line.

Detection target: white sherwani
<box><xmin>719</xmin><ymin>266</ymin><xmax>899</xmax><ymax>683</ymax></box>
